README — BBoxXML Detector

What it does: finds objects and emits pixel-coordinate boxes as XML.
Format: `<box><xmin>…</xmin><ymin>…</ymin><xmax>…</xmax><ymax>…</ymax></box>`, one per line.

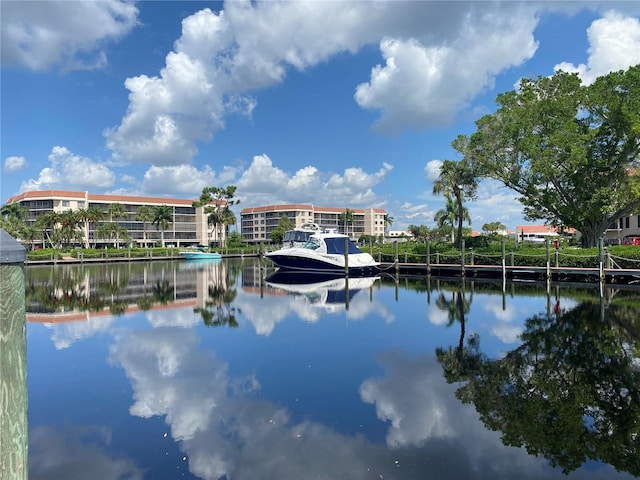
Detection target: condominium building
<box><xmin>4</xmin><ymin>189</ymin><xmax>226</xmax><ymax>248</ymax></box>
<box><xmin>240</xmin><ymin>204</ymin><xmax>388</xmax><ymax>244</ymax></box>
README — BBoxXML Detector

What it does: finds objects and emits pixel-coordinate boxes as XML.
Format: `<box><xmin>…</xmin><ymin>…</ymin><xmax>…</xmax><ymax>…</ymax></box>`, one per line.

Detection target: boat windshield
<box><xmin>302</xmin><ymin>238</ymin><xmax>321</xmax><ymax>250</ymax></box>
<box><xmin>284</xmin><ymin>230</ymin><xmax>313</xmax><ymax>243</ymax></box>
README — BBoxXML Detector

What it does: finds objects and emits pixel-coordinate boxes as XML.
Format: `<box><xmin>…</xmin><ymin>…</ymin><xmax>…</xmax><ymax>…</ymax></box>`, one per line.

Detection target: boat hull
<box><xmin>264</xmin><ymin>251</ymin><xmax>379</xmax><ymax>275</ymax></box>
<box><xmin>180</xmin><ymin>251</ymin><xmax>222</xmax><ymax>260</ymax></box>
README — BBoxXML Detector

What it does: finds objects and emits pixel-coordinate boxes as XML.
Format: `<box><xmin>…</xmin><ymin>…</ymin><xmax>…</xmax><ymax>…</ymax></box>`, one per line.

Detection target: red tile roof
<box><xmin>516</xmin><ymin>225</ymin><xmax>577</xmax><ymax>234</ymax></box>
<box><xmin>240</xmin><ymin>204</ymin><xmax>386</xmax><ymax>214</ymax></box>
<box><xmin>5</xmin><ymin>189</ymin><xmax>195</xmax><ymax>206</ymax></box>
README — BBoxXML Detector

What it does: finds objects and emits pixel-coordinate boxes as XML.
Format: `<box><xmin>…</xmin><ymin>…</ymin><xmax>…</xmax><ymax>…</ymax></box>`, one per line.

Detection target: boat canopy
<box><xmin>324</xmin><ymin>237</ymin><xmax>362</xmax><ymax>255</ymax></box>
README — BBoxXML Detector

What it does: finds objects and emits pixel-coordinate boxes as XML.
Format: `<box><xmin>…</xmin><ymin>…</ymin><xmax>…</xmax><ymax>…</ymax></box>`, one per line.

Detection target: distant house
<box><xmin>386</xmin><ymin>230</ymin><xmax>414</xmax><ymax>243</ymax></box>
<box><xmin>604</xmin><ymin>213</ymin><xmax>640</xmax><ymax>245</ymax></box>
<box><xmin>513</xmin><ymin>225</ymin><xmax>577</xmax><ymax>243</ymax></box>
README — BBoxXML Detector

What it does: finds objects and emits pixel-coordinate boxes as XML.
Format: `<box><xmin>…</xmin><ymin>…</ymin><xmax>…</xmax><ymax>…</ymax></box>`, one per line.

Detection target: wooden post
<box><xmin>598</xmin><ymin>238</ymin><xmax>604</xmax><ymax>283</ymax></box>
<box><xmin>394</xmin><ymin>241</ymin><xmax>399</xmax><ymax>276</ymax></box>
<box><xmin>344</xmin><ymin>237</ymin><xmax>349</xmax><ymax>277</ymax></box>
<box><xmin>426</xmin><ymin>240</ymin><xmax>431</xmax><ymax>275</ymax></box>
<box><xmin>344</xmin><ymin>276</ymin><xmax>350</xmax><ymax>310</ymax></box>
<box><xmin>460</xmin><ymin>239</ymin><xmax>466</xmax><ymax>277</ymax></box>
<box><xmin>501</xmin><ymin>240</ymin><xmax>506</xmax><ymax>289</ymax></box>
<box><xmin>0</xmin><ymin>229</ymin><xmax>27</xmax><ymax>480</ymax></box>
<box><xmin>545</xmin><ymin>237</ymin><xmax>551</xmax><ymax>280</ymax></box>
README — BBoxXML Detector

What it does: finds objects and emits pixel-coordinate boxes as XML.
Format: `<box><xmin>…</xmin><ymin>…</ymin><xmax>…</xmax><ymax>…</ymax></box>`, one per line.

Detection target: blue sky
<box><xmin>2</xmin><ymin>1</ymin><xmax>640</xmax><ymax>232</ymax></box>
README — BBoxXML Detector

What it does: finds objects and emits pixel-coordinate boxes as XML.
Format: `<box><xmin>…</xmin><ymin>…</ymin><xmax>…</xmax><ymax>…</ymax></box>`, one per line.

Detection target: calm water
<box><xmin>24</xmin><ymin>258</ymin><xmax>640</xmax><ymax>480</ymax></box>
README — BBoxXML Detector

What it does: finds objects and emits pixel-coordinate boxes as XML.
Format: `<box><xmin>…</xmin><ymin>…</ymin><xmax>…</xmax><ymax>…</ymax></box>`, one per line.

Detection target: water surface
<box><xmin>25</xmin><ymin>259</ymin><xmax>640</xmax><ymax>479</ymax></box>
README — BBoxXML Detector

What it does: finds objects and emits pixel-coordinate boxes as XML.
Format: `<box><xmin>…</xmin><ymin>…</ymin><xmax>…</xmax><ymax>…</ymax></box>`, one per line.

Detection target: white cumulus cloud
<box><xmin>20</xmin><ymin>146</ymin><xmax>115</xmax><ymax>192</ymax></box>
<box><xmin>3</xmin><ymin>155</ymin><xmax>27</xmax><ymax>172</ymax></box>
<box><xmin>141</xmin><ymin>164</ymin><xmax>238</xmax><ymax>197</ymax></box>
<box><xmin>104</xmin><ymin>2</ymin><xmax>545</xmax><ymax>165</ymax></box>
<box><xmin>1</xmin><ymin>0</ymin><xmax>139</xmax><ymax>71</ymax></box>
<box><xmin>554</xmin><ymin>10</ymin><xmax>640</xmax><ymax>85</ymax></box>
<box><xmin>237</xmin><ymin>154</ymin><xmax>391</xmax><ymax>207</ymax></box>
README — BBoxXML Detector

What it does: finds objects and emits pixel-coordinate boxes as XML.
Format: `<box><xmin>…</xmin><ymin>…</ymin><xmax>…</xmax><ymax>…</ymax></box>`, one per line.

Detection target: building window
<box><xmin>626</xmin><ymin>217</ymin><xmax>630</xmax><ymax>228</ymax></box>
<box><xmin>62</xmin><ymin>200</ymin><xmax>70</xmax><ymax>207</ymax></box>
<box><xmin>78</xmin><ymin>201</ymin><xmax>85</xmax><ymax>208</ymax></box>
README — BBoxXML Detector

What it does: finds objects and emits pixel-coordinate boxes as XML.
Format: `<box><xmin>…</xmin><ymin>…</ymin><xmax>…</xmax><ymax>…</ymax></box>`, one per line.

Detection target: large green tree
<box><xmin>467</xmin><ymin>66</ymin><xmax>640</xmax><ymax>247</ymax></box>
<box><xmin>408</xmin><ymin>224</ymin><xmax>431</xmax><ymax>241</ymax></box>
<box><xmin>270</xmin><ymin>215</ymin><xmax>295</xmax><ymax>244</ymax></box>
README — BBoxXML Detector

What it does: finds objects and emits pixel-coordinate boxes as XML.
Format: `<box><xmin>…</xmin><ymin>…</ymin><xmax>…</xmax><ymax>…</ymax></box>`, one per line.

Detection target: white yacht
<box><xmin>265</xmin><ymin>230</ymin><xmax>379</xmax><ymax>275</ymax></box>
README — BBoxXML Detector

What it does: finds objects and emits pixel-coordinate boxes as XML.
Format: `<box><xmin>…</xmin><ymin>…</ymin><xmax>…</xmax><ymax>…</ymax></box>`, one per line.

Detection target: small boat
<box><xmin>264</xmin><ymin>230</ymin><xmax>379</xmax><ymax>275</ymax></box>
<box><xmin>180</xmin><ymin>246</ymin><xmax>222</xmax><ymax>260</ymax></box>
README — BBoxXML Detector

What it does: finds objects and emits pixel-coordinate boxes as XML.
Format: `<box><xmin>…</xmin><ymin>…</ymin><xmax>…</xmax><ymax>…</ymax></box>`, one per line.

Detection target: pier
<box><xmin>378</xmin><ymin>262</ymin><xmax>640</xmax><ymax>285</ymax></box>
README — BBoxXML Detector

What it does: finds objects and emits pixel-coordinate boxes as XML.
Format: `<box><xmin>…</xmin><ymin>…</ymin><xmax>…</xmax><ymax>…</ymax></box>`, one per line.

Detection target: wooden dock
<box><xmin>379</xmin><ymin>262</ymin><xmax>640</xmax><ymax>285</ymax></box>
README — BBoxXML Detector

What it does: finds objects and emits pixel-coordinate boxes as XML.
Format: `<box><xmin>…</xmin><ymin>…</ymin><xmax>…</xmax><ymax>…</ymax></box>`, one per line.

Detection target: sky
<box><xmin>2</xmin><ymin>1</ymin><xmax>640</xmax><ymax>233</ymax></box>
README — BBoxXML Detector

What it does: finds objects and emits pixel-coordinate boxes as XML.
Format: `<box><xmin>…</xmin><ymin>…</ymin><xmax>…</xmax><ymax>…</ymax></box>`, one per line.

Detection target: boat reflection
<box><xmin>265</xmin><ymin>271</ymin><xmax>379</xmax><ymax>312</ymax></box>
<box><xmin>178</xmin><ymin>257</ymin><xmax>222</xmax><ymax>271</ymax></box>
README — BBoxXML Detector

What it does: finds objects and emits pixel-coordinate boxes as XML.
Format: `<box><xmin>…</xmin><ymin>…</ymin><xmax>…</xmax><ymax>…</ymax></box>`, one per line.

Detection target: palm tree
<box><xmin>339</xmin><ymin>209</ymin><xmax>355</xmax><ymax>237</ymax></box>
<box><xmin>85</xmin><ymin>207</ymin><xmax>105</xmax><ymax>248</ymax></box>
<box><xmin>97</xmin><ymin>222</ymin><xmax>129</xmax><ymax>248</ymax></box>
<box><xmin>434</xmin><ymin>196</ymin><xmax>462</xmax><ymax>243</ymax></box>
<box><xmin>206</xmin><ymin>209</ymin><xmax>224</xmax><ymax>247</ymax></box>
<box><xmin>192</xmin><ymin>185</ymin><xmax>240</xmax><ymax>248</ymax></box>
<box><xmin>0</xmin><ymin>203</ymin><xmax>29</xmax><ymax>239</ymax></box>
<box><xmin>108</xmin><ymin>203</ymin><xmax>129</xmax><ymax>248</ymax></box>
<box><xmin>136</xmin><ymin>205</ymin><xmax>155</xmax><ymax>248</ymax></box>
<box><xmin>75</xmin><ymin>208</ymin><xmax>105</xmax><ymax>249</ymax></box>
<box><xmin>20</xmin><ymin>224</ymin><xmax>40</xmax><ymax>251</ymax></box>
<box><xmin>0</xmin><ymin>203</ymin><xmax>28</xmax><ymax>223</ymax></box>
<box><xmin>57</xmin><ymin>210</ymin><xmax>82</xmax><ymax>247</ymax></box>
<box><xmin>384</xmin><ymin>214</ymin><xmax>394</xmax><ymax>233</ymax></box>
<box><xmin>221</xmin><ymin>207</ymin><xmax>236</xmax><ymax>241</ymax></box>
<box><xmin>34</xmin><ymin>210</ymin><xmax>60</xmax><ymax>248</ymax></box>
<box><xmin>432</xmin><ymin>136</ymin><xmax>478</xmax><ymax>248</ymax></box>
<box><xmin>152</xmin><ymin>205</ymin><xmax>173</xmax><ymax>248</ymax></box>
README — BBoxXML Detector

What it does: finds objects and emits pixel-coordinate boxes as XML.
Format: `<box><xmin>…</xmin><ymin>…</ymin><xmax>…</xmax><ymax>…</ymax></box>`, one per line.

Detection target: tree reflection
<box><xmin>26</xmin><ymin>264</ymin><xmax>172</xmax><ymax>317</ymax></box>
<box><xmin>434</xmin><ymin>281</ymin><xmax>482</xmax><ymax>384</ymax></box>
<box><xmin>436</xmin><ymin>299</ymin><xmax>640</xmax><ymax>476</ymax></box>
<box><xmin>151</xmin><ymin>280</ymin><xmax>174</xmax><ymax>305</ymax></box>
<box><xmin>194</xmin><ymin>285</ymin><xmax>239</xmax><ymax>328</ymax></box>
